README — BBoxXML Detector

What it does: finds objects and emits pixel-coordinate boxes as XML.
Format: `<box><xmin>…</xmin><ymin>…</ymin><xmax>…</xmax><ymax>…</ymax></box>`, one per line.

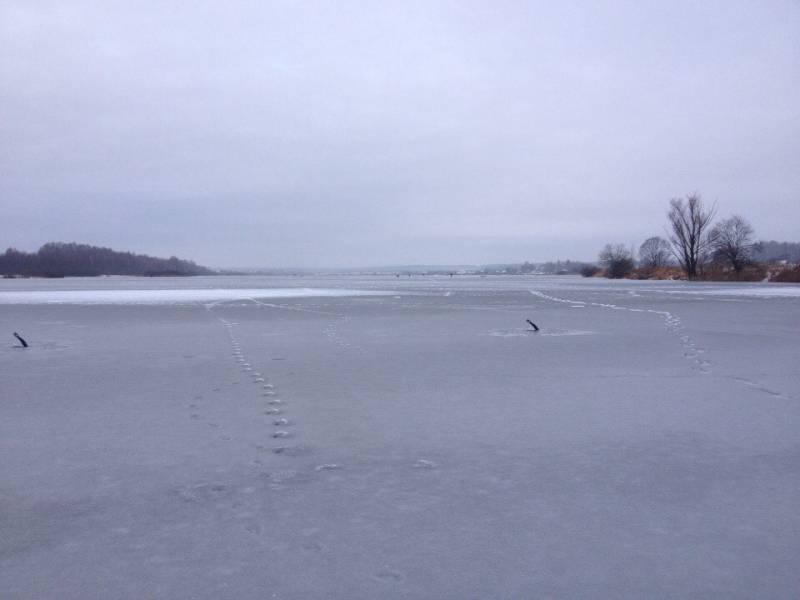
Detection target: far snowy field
<box><xmin>1</xmin><ymin>275</ymin><xmax>799</xmax><ymax>599</ymax></box>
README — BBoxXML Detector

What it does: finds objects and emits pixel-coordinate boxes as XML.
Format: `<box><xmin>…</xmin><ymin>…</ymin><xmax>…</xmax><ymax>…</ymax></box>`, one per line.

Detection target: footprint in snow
<box><xmin>315</xmin><ymin>464</ymin><xmax>340</xmax><ymax>471</ymax></box>
<box><xmin>374</xmin><ymin>567</ymin><xmax>405</xmax><ymax>583</ymax></box>
<box><xmin>244</xmin><ymin>523</ymin><xmax>263</xmax><ymax>535</ymax></box>
<box><xmin>265</xmin><ymin>470</ymin><xmax>300</xmax><ymax>483</ymax></box>
<box><xmin>273</xmin><ymin>445</ymin><xmax>308</xmax><ymax>457</ymax></box>
<box><xmin>301</xmin><ymin>539</ymin><xmax>326</xmax><ymax>552</ymax></box>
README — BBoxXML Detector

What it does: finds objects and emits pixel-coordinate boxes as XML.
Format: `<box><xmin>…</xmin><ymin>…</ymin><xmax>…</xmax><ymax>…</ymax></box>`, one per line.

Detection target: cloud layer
<box><xmin>2</xmin><ymin>1</ymin><xmax>798</xmax><ymax>267</ymax></box>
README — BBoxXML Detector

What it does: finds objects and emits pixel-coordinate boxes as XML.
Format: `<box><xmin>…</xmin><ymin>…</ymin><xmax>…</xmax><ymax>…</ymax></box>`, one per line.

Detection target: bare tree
<box><xmin>666</xmin><ymin>194</ymin><xmax>717</xmax><ymax>279</ymax></box>
<box><xmin>638</xmin><ymin>236</ymin><xmax>672</xmax><ymax>270</ymax></box>
<box><xmin>599</xmin><ymin>243</ymin><xmax>634</xmax><ymax>278</ymax></box>
<box><xmin>710</xmin><ymin>215</ymin><xmax>755</xmax><ymax>274</ymax></box>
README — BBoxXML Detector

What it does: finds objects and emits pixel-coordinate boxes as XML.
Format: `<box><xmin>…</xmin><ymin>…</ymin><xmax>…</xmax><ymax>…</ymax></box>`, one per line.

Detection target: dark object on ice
<box><xmin>13</xmin><ymin>332</ymin><xmax>29</xmax><ymax>347</ymax></box>
<box><xmin>526</xmin><ymin>319</ymin><xmax>539</xmax><ymax>332</ymax></box>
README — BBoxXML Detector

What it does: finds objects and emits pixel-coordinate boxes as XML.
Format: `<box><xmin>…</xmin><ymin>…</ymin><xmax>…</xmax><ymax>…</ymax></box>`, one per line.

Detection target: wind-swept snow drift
<box><xmin>0</xmin><ymin>287</ymin><xmax>393</xmax><ymax>305</ymax></box>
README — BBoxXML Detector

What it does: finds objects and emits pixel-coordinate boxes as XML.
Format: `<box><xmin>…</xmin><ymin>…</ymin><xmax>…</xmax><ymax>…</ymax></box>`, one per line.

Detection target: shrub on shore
<box><xmin>702</xmin><ymin>262</ymin><xmax>767</xmax><ymax>282</ymax></box>
<box><xmin>580</xmin><ymin>265</ymin><xmax>600</xmax><ymax>277</ymax></box>
<box><xmin>631</xmin><ymin>266</ymin><xmax>685</xmax><ymax>280</ymax></box>
<box><xmin>627</xmin><ymin>263</ymin><xmax>799</xmax><ymax>282</ymax></box>
<box><xmin>770</xmin><ymin>264</ymin><xmax>800</xmax><ymax>283</ymax></box>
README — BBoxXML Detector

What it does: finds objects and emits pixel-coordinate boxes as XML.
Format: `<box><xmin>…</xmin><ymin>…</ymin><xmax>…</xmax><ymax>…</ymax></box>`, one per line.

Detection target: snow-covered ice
<box><xmin>0</xmin><ymin>287</ymin><xmax>393</xmax><ymax>305</ymax></box>
<box><xmin>666</xmin><ymin>285</ymin><xmax>800</xmax><ymax>298</ymax></box>
<box><xmin>1</xmin><ymin>275</ymin><xmax>799</xmax><ymax>599</ymax></box>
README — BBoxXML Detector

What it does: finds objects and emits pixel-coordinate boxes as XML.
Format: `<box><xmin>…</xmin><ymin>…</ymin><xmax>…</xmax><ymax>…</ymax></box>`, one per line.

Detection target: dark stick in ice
<box><xmin>13</xmin><ymin>332</ymin><xmax>29</xmax><ymax>347</ymax></box>
<box><xmin>526</xmin><ymin>319</ymin><xmax>539</xmax><ymax>332</ymax></box>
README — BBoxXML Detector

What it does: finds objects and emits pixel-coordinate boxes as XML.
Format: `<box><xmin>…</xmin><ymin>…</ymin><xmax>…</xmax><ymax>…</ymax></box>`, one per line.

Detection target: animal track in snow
<box><xmin>218</xmin><ymin>316</ymin><xmax>319</xmax><ymax>459</ymax></box>
<box><xmin>322</xmin><ymin>316</ymin><xmax>364</xmax><ymax>352</ymax></box>
<box><xmin>530</xmin><ymin>290</ymin><xmax>711</xmax><ymax>374</ymax></box>
<box><xmin>315</xmin><ymin>464</ymin><xmax>340</xmax><ymax>471</ymax></box>
<box><xmin>272</xmin><ymin>445</ymin><xmax>309</xmax><ymax>457</ymax></box>
<box><xmin>374</xmin><ymin>567</ymin><xmax>405</xmax><ymax>583</ymax></box>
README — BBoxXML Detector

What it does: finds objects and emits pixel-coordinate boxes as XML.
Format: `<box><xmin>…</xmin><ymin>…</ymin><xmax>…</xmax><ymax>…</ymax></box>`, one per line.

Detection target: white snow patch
<box><xmin>539</xmin><ymin>328</ymin><xmax>595</xmax><ymax>337</ymax></box>
<box><xmin>0</xmin><ymin>287</ymin><xmax>394</xmax><ymax>305</ymax></box>
<box><xmin>668</xmin><ymin>286</ymin><xmax>800</xmax><ymax>298</ymax></box>
<box><xmin>487</xmin><ymin>329</ymin><xmax>530</xmax><ymax>338</ymax></box>
<box><xmin>487</xmin><ymin>328</ymin><xmax>594</xmax><ymax>337</ymax></box>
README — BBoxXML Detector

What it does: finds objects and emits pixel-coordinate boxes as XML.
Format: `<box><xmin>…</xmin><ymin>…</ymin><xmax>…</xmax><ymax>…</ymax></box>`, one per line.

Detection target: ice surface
<box><xmin>1</xmin><ymin>275</ymin><xmax>799</xmax><ymax>599</ymax></box>
<box><xmin>665</xmin><ymin>285</ymin><xmax>800</xmax><ymax>298</ymax></box>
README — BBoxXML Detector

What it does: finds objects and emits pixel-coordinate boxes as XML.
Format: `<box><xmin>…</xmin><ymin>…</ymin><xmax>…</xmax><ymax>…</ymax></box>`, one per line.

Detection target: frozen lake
<box><xmin>2</xmin><ymin>275</ymin><xmax>799</xmax><ymax>599</ymax></box>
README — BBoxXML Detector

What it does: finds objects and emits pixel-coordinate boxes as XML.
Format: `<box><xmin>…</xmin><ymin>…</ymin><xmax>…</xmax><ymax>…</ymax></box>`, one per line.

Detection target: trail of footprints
<box><xmin>322</xmin><ymin>315</ymin><xmax>363</xmax><ymax>351</ymax></box>
<box><xmin>212</xmin><ymin>317</ymin><xmax>441</xmax><ymax>471</ymax></box>
<box><xmin>530</xmin><ymin>291</ymin><xmax>712</xmax><ymax>374</ymax></box>
<box><xmin>177</xmin><ymin>316</ymin><xmax>441</xmax><ymax>583</ymax></box>
<box><xmin>218</xmin><ymin>318</ymin><xmax>298</xmax><ymax>453</ymax></box>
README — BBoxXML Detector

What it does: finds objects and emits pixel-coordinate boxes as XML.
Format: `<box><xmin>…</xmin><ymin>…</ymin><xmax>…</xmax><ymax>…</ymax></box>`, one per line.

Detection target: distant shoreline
<box><xmin>1</xmin><ymin>242</ymin><xmax>215</xmax><ymax>278</ymax></box>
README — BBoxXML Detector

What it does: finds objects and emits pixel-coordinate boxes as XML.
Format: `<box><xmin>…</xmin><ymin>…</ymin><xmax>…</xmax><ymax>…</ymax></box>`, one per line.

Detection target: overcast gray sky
<box><xmin>2</xmin><ymin>1</ymin><xmax>798</xmax><ymax>268</ymax></box>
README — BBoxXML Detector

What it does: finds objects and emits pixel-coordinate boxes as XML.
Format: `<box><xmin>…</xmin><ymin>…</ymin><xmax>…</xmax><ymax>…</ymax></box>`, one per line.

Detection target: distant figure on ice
<box><xmin>526</xmin><ymin>319</ymin><xmax>539</xmax><ymax>332</ymax></box>
<box><xmin>13</xmin><ymin>332</ymin><xmax>29</xmax><ymax>347</ymax></box>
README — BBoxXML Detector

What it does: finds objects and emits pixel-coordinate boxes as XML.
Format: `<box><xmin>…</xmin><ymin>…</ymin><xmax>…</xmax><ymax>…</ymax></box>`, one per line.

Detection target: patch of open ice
<box><xmin>0</xmin><ymin>287</ymin><xmax>394</xmax><ymax>305</ymax></box>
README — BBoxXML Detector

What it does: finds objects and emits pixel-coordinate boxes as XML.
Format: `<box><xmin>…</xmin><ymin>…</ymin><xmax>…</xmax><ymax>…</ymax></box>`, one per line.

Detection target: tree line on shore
<box><xmin>0</xmin><ymin>242</ymin><xmax>214</xmax><ymax>277</ymax></box>
<box><xmin>590</xmin><ymin>194</ymin><xmax>800</xmax><ymax>282</ymax></box>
